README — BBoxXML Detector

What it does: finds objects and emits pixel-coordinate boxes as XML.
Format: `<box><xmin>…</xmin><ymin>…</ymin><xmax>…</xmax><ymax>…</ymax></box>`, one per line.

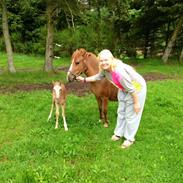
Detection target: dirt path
<box><xmin>0</xmin><ymin>72</ymin><xmax>173</xmax><ymax>96</ymax></box>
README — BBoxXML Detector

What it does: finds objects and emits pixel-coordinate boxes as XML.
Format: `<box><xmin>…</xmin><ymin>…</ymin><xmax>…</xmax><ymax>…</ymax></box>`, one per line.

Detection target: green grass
<box><xmin>0</xmin><ymin>79</ymin><xmax>183</xmax><ymax>183</ymax></box>
<box><xmin>125</xmin><ymin>58</ymin><xmax>183</xmax><ymax>79</ymax></box>
<box><xmin>0</xmin><ymin>71</ymin><xmax>67</xmax><ymax>85</ymax></box>
<box><xmin>1</xmin><ymin>53</ymin><xmax>183</xmax><ymax>86</ymax></box>
<box><xmin>0</xmin><ymin>52</ymin><xmax>70</xmax><ymax>85</ymax></box>
<box><xmin>0</xmin><ymin>53</ymin><xmax>183</xmax><ymax>182</ymax></box>
<box><xmin>0</xmin><ymin>52</ymin><xmax>70</xmax><ymax>71</ymax></box>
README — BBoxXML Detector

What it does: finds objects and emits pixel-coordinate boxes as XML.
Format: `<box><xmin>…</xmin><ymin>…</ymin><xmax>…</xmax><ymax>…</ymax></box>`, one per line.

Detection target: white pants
<box><xmin>114</xmin><ymin>85</ymin><xmax>147</xmax><ymax>142</ymax></box>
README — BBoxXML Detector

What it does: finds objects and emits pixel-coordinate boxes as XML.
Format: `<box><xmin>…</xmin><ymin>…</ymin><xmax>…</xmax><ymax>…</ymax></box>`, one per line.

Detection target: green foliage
<box><xmin>0</xmin><ymin>79</ymin><xmax>183</xmax><ymax>182</ymax></box>
<box><xmin>128</xmin><ymin>0</ymin><xmax>183</xmax><ymax>58</ymax></box>
<box><xmin>0</xmin><ymin>0</ymin><xmax>183</xmax><ymax>60</ymax></box>
<box><xmin>56</xmin><ymin>7</ymin><xmax>118</xmax><ymax>55</ymax></box>
<box><xmin>0</xmin><ymin>56</ymin><xmax>183</xmax><ymax>182</ymax></box>
<box><xmin>0</xmin><ymin>0</ymin><xmax>46</xmax><ymax>54</ymax></box>
<box><xmin>0</xmin><ymin>37</ymin><xmax>4</xmax><ymax>50</ymax></box>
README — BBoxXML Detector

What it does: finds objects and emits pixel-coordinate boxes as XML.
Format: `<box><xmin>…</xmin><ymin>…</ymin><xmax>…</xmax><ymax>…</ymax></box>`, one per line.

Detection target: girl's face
<box><xmin>99</xmin><ymin>58</ymin><xmax>111</xmax><ymax>70</ymax></box>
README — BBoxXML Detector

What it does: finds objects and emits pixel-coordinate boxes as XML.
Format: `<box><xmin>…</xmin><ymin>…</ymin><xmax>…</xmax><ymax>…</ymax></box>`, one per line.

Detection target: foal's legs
<box><xmin>55</xmin><ymin>103</ymin><xmax>59</xmax><ymax>129</ymax></box>
<box><xmin>61</xmin><ymin>104</ymin><xmax>68</xmax><ymax>131</ymax></box>
<box><xmin>48</xmin><ymin>101</ymin><xmax>54</xmax><ymax>121</ymax></box>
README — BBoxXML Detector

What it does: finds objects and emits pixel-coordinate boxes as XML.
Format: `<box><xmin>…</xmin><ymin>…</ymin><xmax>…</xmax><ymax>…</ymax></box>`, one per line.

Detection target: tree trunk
<box><xmin>180</xmin><ymin>48</ymin><xmax>183</xmax><ymax>64</ymax></box>
<box><xmin>162</xmin><ymin>15</ymin><xmax>183</xmax><ymax>64</ymax></box>
<box><xmin>1</xmin><ymin>0</ymin><xmax>16</xmax><ymax>73</ymax></box>
<box><xmin>44</xmin><ymin>4</ymin><xmax>54</xmax><ymax>72</ymax></box>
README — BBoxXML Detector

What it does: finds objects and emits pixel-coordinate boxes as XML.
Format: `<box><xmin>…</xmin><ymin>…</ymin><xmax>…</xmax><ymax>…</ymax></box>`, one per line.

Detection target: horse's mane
<box><xmin>72</xmin><ymin>48</ymin><xmax>95</xmax><ymax>60</ymax></box>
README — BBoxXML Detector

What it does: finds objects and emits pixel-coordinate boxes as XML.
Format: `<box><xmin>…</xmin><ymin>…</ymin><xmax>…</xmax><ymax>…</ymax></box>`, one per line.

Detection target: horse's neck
<box><xmin>85</xmin><ymin>54</ymin><xmax>99</xmax><ymax>77</ymax></box>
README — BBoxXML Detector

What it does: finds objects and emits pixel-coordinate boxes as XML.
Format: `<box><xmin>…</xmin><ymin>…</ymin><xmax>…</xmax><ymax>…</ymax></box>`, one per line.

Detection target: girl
<box><xmin>77</xmin><ymin>49</ymin><xmax>146</xmax><ymax>149</ymax></box>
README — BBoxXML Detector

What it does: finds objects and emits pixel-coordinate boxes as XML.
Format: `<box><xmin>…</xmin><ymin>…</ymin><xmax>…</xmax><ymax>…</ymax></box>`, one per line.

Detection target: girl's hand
<box><xmin>134</xmin><ymin>102</ymin><xmax>140</xmax><ymax>114</ymax></box>
<box><xmin>76</xmin><ymin>76</ymin><xmax>84</xmax><ymax>82</ymax></box>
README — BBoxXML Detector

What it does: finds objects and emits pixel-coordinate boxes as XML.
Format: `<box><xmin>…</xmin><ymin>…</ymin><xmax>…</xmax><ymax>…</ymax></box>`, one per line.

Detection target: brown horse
<box><xmin>47</xmin><ymin>81</ymin><xmax>68</xmax><ymax>131</ymax></box>
<box><xmin>67</xmin><ymin>48</ymin><xmax>118</xmax><ymax>127</ymax></box>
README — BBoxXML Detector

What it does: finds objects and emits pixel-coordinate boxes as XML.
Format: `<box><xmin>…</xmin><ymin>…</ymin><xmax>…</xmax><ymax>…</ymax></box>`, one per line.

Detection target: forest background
<box><xmin>0</xmin><ymin>0</ymin><xmax>183</xmax><ymax>73</ymax></box>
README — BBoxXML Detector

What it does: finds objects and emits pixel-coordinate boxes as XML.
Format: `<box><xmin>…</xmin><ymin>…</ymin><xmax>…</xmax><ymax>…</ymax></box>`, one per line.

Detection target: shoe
<box><xmin>111</xmin><ymin>135</ymin><xmax>121</xmax><ymax>141</ymax></box>
<box><xmin>121</xmin><ymin>140</ymin><xmax>134</xmax><ymax>149</ymax></box>
<box><xmin>104</xmin><ymin>123</ymin><xmax>109</xmax><ymax>128</ymax></box>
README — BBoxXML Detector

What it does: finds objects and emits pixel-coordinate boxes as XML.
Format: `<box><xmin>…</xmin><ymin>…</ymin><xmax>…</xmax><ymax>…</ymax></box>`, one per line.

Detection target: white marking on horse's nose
<box><xmin>67</xmin><ymin>63</ymin><xmax>73</xmax><ymax>76</ymax></box>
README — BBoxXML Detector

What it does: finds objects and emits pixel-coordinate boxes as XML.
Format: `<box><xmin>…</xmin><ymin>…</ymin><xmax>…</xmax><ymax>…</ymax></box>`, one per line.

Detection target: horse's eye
<box><xmin>75</xmin><ymin>61</ymin><xmax>80</xmax><ymax>65</ymax></box>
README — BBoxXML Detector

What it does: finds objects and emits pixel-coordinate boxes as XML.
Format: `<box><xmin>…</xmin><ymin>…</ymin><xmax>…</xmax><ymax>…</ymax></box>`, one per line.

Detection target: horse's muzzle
<box><xmin>67</xmin><ymin>72</ymin><xmax>77</xmax><ymax>82</ymax></box>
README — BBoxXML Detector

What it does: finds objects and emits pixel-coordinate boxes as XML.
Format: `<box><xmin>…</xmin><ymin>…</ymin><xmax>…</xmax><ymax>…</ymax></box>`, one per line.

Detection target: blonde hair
<box><xmin>98</xmin><ymin>49</ymin><xmax>117</xmax><ymax>71</ymax></box>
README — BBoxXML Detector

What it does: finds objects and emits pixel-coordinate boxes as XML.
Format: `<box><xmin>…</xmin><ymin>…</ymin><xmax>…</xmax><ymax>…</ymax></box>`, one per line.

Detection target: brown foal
<box><xmin>47</xmin><ymin>81</ymin><xmax>68</xmax><ymax>131</ymax></box>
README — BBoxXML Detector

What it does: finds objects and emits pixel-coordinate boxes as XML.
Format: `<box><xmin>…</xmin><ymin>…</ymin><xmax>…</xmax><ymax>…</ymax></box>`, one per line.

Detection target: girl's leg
<box><xmin>113</xmin><ymin>90</ymin><xmax>126</xmax><ymax>137</ymax></box>
<box><xmin>124</xmin><ymin>87</ymin><xmax>146</xmax><ymax>142</ymax></box>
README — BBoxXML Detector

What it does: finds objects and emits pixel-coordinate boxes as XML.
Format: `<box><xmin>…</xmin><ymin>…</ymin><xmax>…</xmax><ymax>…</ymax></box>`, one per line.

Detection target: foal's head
<box><xmin>52</xmin><ymin>81</ymin><xmax>62</xmax><ymax>100</ymax></box>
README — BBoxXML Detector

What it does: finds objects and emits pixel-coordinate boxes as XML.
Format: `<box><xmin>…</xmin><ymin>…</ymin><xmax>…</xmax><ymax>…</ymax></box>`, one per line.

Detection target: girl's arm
<box><xmin>131</xmin><ymin>92</ymin><xmax>140</xmax><ymax>114</ymax></box>
<box><xmin>76</xmin><ymin>72</ymin><xmax>104</xmax><ymax>82</ymax></box>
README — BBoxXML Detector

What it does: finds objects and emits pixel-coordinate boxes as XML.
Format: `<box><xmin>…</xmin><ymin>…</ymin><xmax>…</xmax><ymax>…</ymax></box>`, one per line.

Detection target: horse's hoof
<box><xmin>104</xmin><ymin>123</ymin><xmax>109</xmax><ymax>128</ymax></box>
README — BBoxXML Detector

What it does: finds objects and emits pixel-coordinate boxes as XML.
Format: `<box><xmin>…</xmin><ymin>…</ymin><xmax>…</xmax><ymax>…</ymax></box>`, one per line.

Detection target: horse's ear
<box><xmin>80</xmin><ymin>48</ymin><xmax>91</xmax><ymax>58</ymax></box>
<box><xmin>79</xmin><ymin>48</ymin><xmax>86</xmax><ymax>52</ymax></box>
<box><xmin>86</xmin><ymin>53</ymin><xmax>91</xmax><ymax>57</ymax></box>
<box><xmin>79</xmin><ymin>48</ymin><xmax>87</xmax><ymax>56</ymax></box>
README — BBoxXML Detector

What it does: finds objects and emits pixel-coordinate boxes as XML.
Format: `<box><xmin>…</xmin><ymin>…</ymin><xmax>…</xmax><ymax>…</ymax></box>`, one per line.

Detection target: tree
<box><xmin>162</xmin><ymin>15</ymin><xmax>183</xmax><ymax>64</ymax></box>
<box><xmin>0</xmin><ymin>0</ymin><xmax>16</xmax><ymax>73</ymax></box>
<box><xmin>44</xmin><ymin>1</ymin><xmax>55</xmax><ymax>72</ymax></box>
<box><xmin>127</xmin><ymin>0</ymin><xmax>183</xmax><ymax>59</ymax></box>
<box><xmin>44</xmin><ymin>0</ymin><xmax>80</xmax><ymax>72</ymax></box>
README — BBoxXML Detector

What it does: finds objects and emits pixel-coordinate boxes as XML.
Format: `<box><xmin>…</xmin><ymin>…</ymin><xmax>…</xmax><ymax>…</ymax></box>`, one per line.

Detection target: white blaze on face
<box><xmin>53</xmin><ymin>85</ymin><xmax>62</xmax><ymax>99</ymax></box>
<box><xmin>67</xmin><ymin>59</ymin><xmax>74</xmax><ymax>77</ymax></box>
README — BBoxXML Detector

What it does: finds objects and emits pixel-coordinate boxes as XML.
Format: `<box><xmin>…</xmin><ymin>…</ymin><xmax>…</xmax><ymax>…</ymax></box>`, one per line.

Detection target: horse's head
<box><xmin>67</xmin><ymin>48</ymin><xmax>91</xmax><ymax>82</ymax></box>
<box><xmin>52</xmin><ymin>81</ymin><xmax>62</xmax><ymax>100</ymax></box>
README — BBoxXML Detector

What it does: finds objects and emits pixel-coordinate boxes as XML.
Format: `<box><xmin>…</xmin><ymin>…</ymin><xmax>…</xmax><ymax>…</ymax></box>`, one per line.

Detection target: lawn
<box><xmin>0</xmin><ymin>53</ymin><xmax>183</xmax><ymax>182</ymax></box>
<box><xmin>0</xmin><ymin>52</ymin><xmax>70</xmax><ymax>71</ymax></box>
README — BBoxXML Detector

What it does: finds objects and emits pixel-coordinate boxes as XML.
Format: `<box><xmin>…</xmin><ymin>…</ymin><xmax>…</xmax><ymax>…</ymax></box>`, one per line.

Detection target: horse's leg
<box><xmin>102</xmin><ymin>97</ymin><xmax>109</xmax><ymax>128</ymax></box>
<box><xmin>61</xmin><ymin>104</ymin><xmax>68</xmax><ymax>131</ymax></box>
<box><xmin>55</xmin><ymin>103</ymin><xmax>59</xmax><ymax>129</ymax></box>
<box><xmin>47</xmin><ymin>101</ymin><xmax>54</xmax><ymax>121</ymax></box>
<box><xmin>95</xmin><ymin>96</ymin><xmax>104</xmax><ymax>123</ymax></box>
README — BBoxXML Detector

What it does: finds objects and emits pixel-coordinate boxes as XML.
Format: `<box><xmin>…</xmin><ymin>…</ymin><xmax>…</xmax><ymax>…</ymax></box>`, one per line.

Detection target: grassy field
<box><xmin>0</xmin><ymin>53</ymin><xmax>183</xmax><ymax>182</ymax></box>
<box><xmin>0</xmin><ymin>52</ymin><xmax>69</xmax><ymax>70</ymax></box>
